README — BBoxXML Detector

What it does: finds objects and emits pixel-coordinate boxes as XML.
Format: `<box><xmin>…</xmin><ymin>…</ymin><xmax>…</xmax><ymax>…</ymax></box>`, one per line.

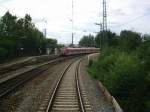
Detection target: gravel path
<box><xmin>79</xmin><ymin>56</ymin><xmax>114</xmax><ymax>112</ymax></box>
<box><xmin>0</xmin><ymin>58</ymin><xmax>76</xmax><ymax>112</ymax></box>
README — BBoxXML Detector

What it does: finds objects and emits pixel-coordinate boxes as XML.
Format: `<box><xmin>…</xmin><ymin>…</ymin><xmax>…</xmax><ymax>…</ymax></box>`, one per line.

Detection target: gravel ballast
<box><xmin>0</xmin><ymin>55</ymin><xmax>114</xmax><ymax>112</ymax></box>
<box><xmin>0</xmin><ymin>58</ymin><xmax>76</xmax><ymax>112</ymax></box>
<box><xmin>79</xmin><ymin>56</ymin><xmax>114</xmax><ymax>112</ymax></box>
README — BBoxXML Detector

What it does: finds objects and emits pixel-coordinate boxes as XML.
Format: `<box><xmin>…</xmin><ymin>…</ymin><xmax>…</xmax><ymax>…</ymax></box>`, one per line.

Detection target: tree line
<box><xmin>0</xmin><ymin>11</ymin><xmax>57</xmax><ymax>62</ymax></box>
<box><xmin>81</xmin><ymin>30</ymin><xmax>150</xmax><ymax>112</ymax></box>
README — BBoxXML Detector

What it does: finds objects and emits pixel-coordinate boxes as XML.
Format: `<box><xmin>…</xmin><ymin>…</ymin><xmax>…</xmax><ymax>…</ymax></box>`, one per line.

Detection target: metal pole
<box><xmin>44</xmin><ymin>28</ymin><xmax>47</xmax><ymax>37</ymax></box>
<box><xmin>95</xmin><ymin>23</ymin><xmax>102</xmax><ymax>48</ymax></box>
<box><xmin>100</xmin><ymin>24</ymin><xmax>102</xmax><ymax>49</ymax></box>
<box><xmin>72</xmin><ymin>0</ymin><xmax>74</xmax><ymax>46</ymax></box>
<box><xmin>102</xmin><ymin>0</ymin><xmax>107</xmax><ymax>48</ymax></box>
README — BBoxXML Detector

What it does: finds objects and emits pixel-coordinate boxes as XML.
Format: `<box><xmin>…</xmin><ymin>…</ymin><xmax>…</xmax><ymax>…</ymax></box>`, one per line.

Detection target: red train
<box><xmin>60</xmin><ymin>47</ymin><xmax>100</xmax><ymax>56</ymax></box>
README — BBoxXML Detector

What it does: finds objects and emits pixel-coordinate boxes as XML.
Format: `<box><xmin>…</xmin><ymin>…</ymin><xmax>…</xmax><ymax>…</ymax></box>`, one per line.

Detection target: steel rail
<box><xmin>75</xmin><ymin>59</ymin><xmax>86</xmax><ymax>112</ymax></box>
<box><xmin>45</xmin><ymin>59</ymin><xmax>75</xmax><ymax>112</ymax></box>
<box><xmin>0</xmin><ymin>56</ymin><xmax>76</xmax><ymax>98</ymax></box>
<box><xmin>46</xmin><ymin>58</ymin><xmax>86</xmax><ymax>112</ymax></box>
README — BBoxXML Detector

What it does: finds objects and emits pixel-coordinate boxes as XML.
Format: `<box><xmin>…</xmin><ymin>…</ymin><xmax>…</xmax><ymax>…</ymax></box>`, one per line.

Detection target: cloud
<box><xmin>1</xmin><ymin>0</ymin><xmax>150</xmax><ymax>44</ymax></box>
<box><xmin>108</xmin><ymin>0</ymin><xmax>150</xmax><ymax>33</ymax></box>
<box><xmin>110</xmin><ymin>9</ymin><xmax>127</xmax><ymax>16</ymax></box>
<box><xmin>0</xmin><ymin>0</ymin><xmax>13</xmax><ymax>3</ymax></box>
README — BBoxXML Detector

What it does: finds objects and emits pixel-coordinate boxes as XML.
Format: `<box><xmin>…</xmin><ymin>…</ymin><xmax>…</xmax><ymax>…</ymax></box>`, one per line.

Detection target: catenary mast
<box><xmin>103</xmin><ymin>0</ymin><xmax>107</xmax><ymax>31</ymax></box>
<box><xmin>71</xmin><ymin>0</ymin><xmax>74</xmax><ymax>46</ymax></box>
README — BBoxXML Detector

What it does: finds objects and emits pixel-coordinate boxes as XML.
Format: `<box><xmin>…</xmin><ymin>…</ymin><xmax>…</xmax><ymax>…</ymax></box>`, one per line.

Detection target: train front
<box><xmin>59</xmin><ymin>47</ymin><xmax>67</xmax><ymax>56</ymax></box>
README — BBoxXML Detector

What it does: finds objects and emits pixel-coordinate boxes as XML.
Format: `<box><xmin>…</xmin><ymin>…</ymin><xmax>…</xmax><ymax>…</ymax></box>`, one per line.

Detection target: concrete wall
<box><xmin>98</xmin><ymin>81</ymin><xmax>123</xmax><ymax>112</ymax></box>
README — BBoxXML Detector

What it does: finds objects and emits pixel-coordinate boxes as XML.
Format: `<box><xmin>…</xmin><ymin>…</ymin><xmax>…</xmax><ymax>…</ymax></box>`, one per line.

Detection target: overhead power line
<box><xmin>112</xmin><ymin>12</ymin><xmax>150</xmax><ymax>28</ymax></box>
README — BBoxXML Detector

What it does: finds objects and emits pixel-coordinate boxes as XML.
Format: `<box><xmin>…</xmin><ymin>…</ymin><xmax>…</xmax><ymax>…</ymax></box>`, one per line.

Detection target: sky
<box><xmin>0</xmin><ymin>0</ymin><xmax>150</xmax><ymax>44</ymax></box>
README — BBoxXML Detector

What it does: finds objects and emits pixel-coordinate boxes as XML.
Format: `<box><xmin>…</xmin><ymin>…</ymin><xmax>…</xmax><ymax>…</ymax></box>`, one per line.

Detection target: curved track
<box><xmin>45</xmin><ymin>58</ymin><xmax>92</xmax><ymax>112</ymax></box>
<box><xmin>0</xmin><ymin>56</ymin><xmax>77</xmax><ymax>98</ymax></box>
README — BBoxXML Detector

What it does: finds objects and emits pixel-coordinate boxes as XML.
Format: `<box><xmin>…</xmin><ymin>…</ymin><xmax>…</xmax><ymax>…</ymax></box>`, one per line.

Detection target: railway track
<box><xmin>0</xmin><ymin>55</ymin><xmax>59</xmax><ymax>75</ymax></box>
<box><xmin>39</xmin><ymin>58</ymin><xmax>92</xmax><ymax>112</ymax></box>
<box><xmin>0</xmin><ymin>56</ymin><xmax>79</xmax><ymax>98</ymax></box>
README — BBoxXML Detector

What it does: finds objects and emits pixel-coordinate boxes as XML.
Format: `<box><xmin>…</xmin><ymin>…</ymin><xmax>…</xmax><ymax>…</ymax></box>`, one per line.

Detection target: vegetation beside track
<box><xmin>0</xmin><ymin>12</ymin><xmax>57</xmax><ymax>63</ymax></box>
<box><xmin>87</xmin><ymin>30</ymin><xmax>150</xmax><ymax>112</ymax></box>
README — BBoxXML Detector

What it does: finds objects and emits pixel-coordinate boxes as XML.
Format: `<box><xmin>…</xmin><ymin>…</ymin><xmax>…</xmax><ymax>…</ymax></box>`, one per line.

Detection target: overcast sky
<box><xmin>0</xmin><ymin>0</ymin><xmax>150</xmax><ymax>44</ymax></box>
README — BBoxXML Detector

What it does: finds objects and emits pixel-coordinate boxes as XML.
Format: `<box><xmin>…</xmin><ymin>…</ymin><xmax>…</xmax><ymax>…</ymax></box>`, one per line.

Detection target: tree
<box><xmin>79</xmin><ymin>34</ymin><xmax>95</xmax><ymax>47</ymax></box>
<box><xmin>0</xmin><ymin>47</ymin><xmax>7</xmax><ymax>61</ymax></box>
<box><xmin>95</xmin><ymin>30</ymin><xmax>118</xmax><ymax>48</ymax></box>
<box><xmin>119</xmin><ymin>30</ymin><xmax>142</xmax><ymax>52</ymax></box>
<box><xmin>0</xmin><ymin>11</ymin><xmax>52</xmax><ymax>61</ymax></box>
<box><xmin>137</xmin><ymin>34</ymin><xmax>150</xmax><ymax>72</ymax></box>
<box><xmin>45</xmin><ymin>38</ymin><xmax>57</xmax><ymax>54</ymax></box>
<box><xmin>88</xmin><ymin>30</ymin><xmax>150</xmax><ymax>112</ymax></box>
<box><xmin>0</xmin><ymin>11</ymin><xmax>17</xmax><ymax>38</ymax></box>
<box><xmin>89</xmin><ymin>48</ymin><xmax>148</xmax><ymax>112</ymax></box>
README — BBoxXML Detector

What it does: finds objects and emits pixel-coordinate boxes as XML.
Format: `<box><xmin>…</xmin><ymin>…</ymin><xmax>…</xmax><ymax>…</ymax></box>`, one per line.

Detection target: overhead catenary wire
<box><xmin>111</xmin><ymin>12</ymin><xmax>150</xmax><ymax>28</ymax></box>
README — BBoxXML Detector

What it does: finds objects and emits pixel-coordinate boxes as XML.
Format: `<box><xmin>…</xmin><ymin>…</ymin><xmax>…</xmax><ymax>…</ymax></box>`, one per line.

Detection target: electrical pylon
<box><xmin>103</xmin><ymin>0</ymin><xmax>107</xmax><ymax>31</ymax></box>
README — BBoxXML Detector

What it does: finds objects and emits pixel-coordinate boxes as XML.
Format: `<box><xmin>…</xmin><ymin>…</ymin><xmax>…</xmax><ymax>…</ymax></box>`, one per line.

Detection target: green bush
<box><xmin>88</xmin><ymin>48</ymin><xmax>120</xmax><ymax>81</ymax></box>
<box><xmin>88</xmin><ymin>48</ymin><xmax>149</xmax><ymax>112</ymax></box>
<box><xmin>88</xmin><ymin>31</ymin><xmax>150</xmax><ymax>112</ymax></box>
<box><xmin>0</xmin><ymin>47</ymin><xmax>7</xmax><ymax>61</ymax></box>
